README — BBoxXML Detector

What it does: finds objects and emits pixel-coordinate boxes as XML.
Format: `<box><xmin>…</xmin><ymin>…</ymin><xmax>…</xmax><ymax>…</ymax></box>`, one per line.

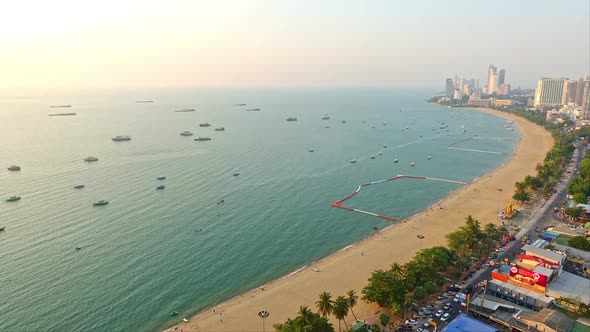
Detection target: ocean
<box><xmin>0</xmin><ymin>89</ymin><xmax>518</xmax><ymax>331</ymax></box>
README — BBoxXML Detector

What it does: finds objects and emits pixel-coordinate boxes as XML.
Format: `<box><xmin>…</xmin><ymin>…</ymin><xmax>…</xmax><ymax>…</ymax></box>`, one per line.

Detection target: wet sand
<box><xmin>165</xmin><ymin>107</ymin><xmax>553</xmax><ymax>331</ymax></box>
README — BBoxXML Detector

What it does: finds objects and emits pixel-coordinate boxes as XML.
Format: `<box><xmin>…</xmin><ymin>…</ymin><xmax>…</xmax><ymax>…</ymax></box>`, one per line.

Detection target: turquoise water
<box><xmin>0</xmin><ymin>89</ymin><xmax>518</xmax><ymax>331</ymax></box>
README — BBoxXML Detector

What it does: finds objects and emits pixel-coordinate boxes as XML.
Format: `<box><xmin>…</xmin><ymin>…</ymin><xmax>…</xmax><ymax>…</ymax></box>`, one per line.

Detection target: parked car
<box><xmin>441</xmin><ymin>313</ymin><xmax>451</xmax><ymax>322</ymax></box>
<box><xmin>408</xmin><ymin>319</ymin><xmax>418</xmax><ymax>325</ymax></box>
<box><xmin>435</xmin><ymin>310</ymin><xmax>444</xmax><ymax>317</ymax></box>
<box><xmin>437</xmin><ymin>294</ymin><xmax>448</xmax><ymax>300</ymax></box>
<box><xmin>443</xmin><ymin>303</ymin><xmax>451</xmax><ymax>310</ymax></box>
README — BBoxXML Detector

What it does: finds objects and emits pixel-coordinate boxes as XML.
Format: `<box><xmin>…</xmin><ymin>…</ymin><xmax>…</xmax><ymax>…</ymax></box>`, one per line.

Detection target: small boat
<box><xmin>135</xmin><ymin>100</ymin><xmax>154</xmax><ymax>103</ymax></box>
<box><xmin>245</xmin><ymin>108</ymin><xmax>261</xmax><ymax>111</ymax></box>
<box><xmin>194</xmin><ymin>137</ymin><xmax>212</xmax><ymax>141</ymax></box>
<box><xmin>324</xmin><ymin>126</ymin><xmax>330</xmax><ymax>128</ymax></box>
<box><xmin>379</xmin><ymin>152</ymin><xmax>382</xmax><ymax>155</ymax></box>
<box><xmin>350</xmin><ymin>160</ymin><xmax>358</xmax><ymax>164</ymax></box>
<box><xmin>156</xmin><ymin>185</ymin><xmax>165</xmax><ymax>190</ymax></box>
<box><xmin>410</xmin><ymin>162</ymin><xmax>415</xmax><ymax>166</ymax></box>
<box><xmin>394</xmin><ymin>159</ymin><xmax>399</xmax><ymax>163</ymax></box>
<box><xmin>322</xmin><ymin>114</ymin><xmax>330</xmax><ymax>120</ymax></box>
<box><xmin>49</xmin><ymin>113</ymin><xmax>76</xmax><ymax>116</ymax></box>
<box><xmin>286</xmin><ymin>117</ymin><xmax>297</xmax><ymax>121</ymax></box>
<box><xmin>180</xmin><ymin>131</ymin><xmax>194</xmax><ymax>136</ymax></box>
<box><xmin>157</xmin><ymin>176</ymin><xmax>166</xmax><ymax>180</ymax></box>
<box><xmin>383</xmin><ymin>145</ymin><xmax>387</xmax><ymax>148</ymax></box>
<box><xmin>428</xmin><ymin>156</ymin><xmax>431</xmax><ymax>160</ymax></box>
<box><xmin>373</xmin><ymin>226</ymin><xmax>379</xmax><ymax>230</ymax></box>
<box><xmin>182</xmin><ymin>318</ymin><xmax>190</xmax><ymax>323</ymax></box>
<box><xmin>195</xmin><ymin>228</ymin><xmax>203</xmax><ymax>232</ymax></box>
<box><xmin>6</xmin><ymin>196</ymin><xmax>21</xmax><ymax>202</ymax></box>
<box><xmin>233</xmin><ymin>172</ymin><xmax>240</xmax><ymax>176</ymax></box>
<box><xmin>199</xmin><ymin>123</ymin><xmax>211</xmax><ymax>127</ymax></box>
<box><xmin>7</xmin><ymin>165</ymin><xmax>21</xmax><ymax>171</ymax></box>
<box><xmin>74</xmin><ymin>184</ymin><xmax>85</xmax><ymax>189</ymax></box>
<box><xmin>0</xmin><ymin>227</ymin><xmax>5</xmax><ymax>232</ymax></box>
<box><xmin>308</xmin><ymin>149</ymin><xmax>315</xmax><ymax>152</ymax></box>
<box><xmin>214</xmin><ymin>127</ymin><xmax>225</xmax><ymax>131</ymax></box>
<box><xmin>75</xmin><ymin>246</ymin><xmax>82</xmax><ymax>250</ymax></box>
<box><xmin>234</xmin><ymin>103</ymin><xmax>247</xmax><ymax>106</ymax></box>
<box><xmin>112</xmin><ymin>135</ymin><xmax>131</xmax><ymax>141</ymax></box>
<box><xmin>341</xmin><ymin>120</ymin><xmax>346</xmax><ymax>123</ymax></box>
<box><xmin>313</xmin><ymin>268</ymin><xmax>320</xmax><ymax>272</ymax></box>
<box><xmin>175</xmin><ymin>109</ymin><xmax>195</xmax><ymax>112</ymax></box>
<box><xmin>49</xmin><ymin>105</ymin><xmax>72</xmax><ymax>108</ymax></box>
<box><xmin>84</xmin><ymin>156</ymin><xmax>99</xmax><ymax>162</ymax></box>
<box><xmin>170</xmin><ymin>311</ymin><xmax>180</xmax><ymax>316</ymax></box>
<box><xmin>370</xmin><ymin>156</ymin><xmax>376</xmax><ymax>159</ymax></box>
<box><xmin>217</xmin><ymin>199</ymin><xmax>225</xmax><ymax>205</ymax></box>
<box><xmin>93</xmin><ymin>200</ymin><xmax>109</xmax><ymax>206</ymax></box>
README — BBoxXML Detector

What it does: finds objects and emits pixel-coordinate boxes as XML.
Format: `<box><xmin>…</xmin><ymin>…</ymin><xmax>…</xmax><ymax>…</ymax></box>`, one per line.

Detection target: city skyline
<box><xmin>0</xmin><ymin>0</ymin><xmax>588</xmax><ymax>93</ymax></box>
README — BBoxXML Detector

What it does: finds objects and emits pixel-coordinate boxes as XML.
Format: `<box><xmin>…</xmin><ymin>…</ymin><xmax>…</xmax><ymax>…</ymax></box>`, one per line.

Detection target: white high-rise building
<box><xmin>534</xmin><ymin>78</ymin><xmax>568</xmax><ymax>108</ymax></box>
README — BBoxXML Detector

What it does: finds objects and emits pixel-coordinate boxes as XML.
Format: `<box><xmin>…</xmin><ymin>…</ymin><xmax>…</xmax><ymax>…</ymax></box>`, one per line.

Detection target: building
<box><xmin>518</xmin><ymin>308</ymin><xmax>576</xmax><ymax>332</ymax></box>
<box><xmin>445</xmin><ymin>78</ymin><xmax>454</xmax><ymax>97</ymax></box>
<box><xmin>441</xmin><ymin>313</ymin><xmax>500</xmax><ymax>332</ymax></box>
<box><xmin>545</xmin><ymin>271</ymin><xmax>590</xmax><ymax>305</ymax></box>
<box><xmin>582</xmin><ymin>81</ymin><xmax>590</xmax><ymax>119</ymax></box>
<box><xmin>486</xmin><ymin>64</ymin><xmax>498</xmax><ymax>94</ymax></box>
<box><xmin>491</xmin><ymin>99</ymin><xmax>513</xmax><ymax>107</ymax></box>
<box><xmin>575</xmin><ymin>77</ymin><xmax>586</xmax><ymax>106</ymax></box>
<box><xmin>463</xmin><ymin>84</ymin><xmax>472</xmax><ymax>96</ymax></box>
<box><xmin>453</xmin><ymin>88</ymin><xmax>462</xmax><ymax>100</ymax></box>
<box><xmin>498</xmin><ymin>69</ymin><xmax>506</xmax><ymax>85</ymax></box>
<box><xmin>497</xmin><ymin>83</ymin><xmax>510</xmax><ymax>96</ymax></box>
<box><xmin>534</xmin><ymin>78</ymin><xmax>568</xmax><ymax>108</ymax></box>
<box><xmin>468</xmin><ymin>96</ymin><xmax>491</xmax><ymax>107</ymax></box>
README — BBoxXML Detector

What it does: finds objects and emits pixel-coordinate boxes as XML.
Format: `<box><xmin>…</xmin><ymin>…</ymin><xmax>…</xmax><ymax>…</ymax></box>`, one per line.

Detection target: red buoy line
<box><xmin>331</xmin><ymin>174</ymin><xmax>466</xmax><ymax>221</ymax></box>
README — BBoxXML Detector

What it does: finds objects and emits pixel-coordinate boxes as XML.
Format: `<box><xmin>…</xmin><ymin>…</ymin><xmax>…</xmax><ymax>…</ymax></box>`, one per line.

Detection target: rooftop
<box><xmin>521</xmin><ymin>244</ymin><xmax>567</xmax><ymax>263</ymax></box>
<box><xmin>533</xmin><ymin>265</ymin><xmax>554</xmax><ymax>277</ymax></box>
<box><xmin>441</xmin><ymin>313</ymin><xmax>500</xmax><ymax>332</ymax></box>
<box><xmin>546</xmin><ymin>271</ymin><xmax>590</xmax><ymax>305</ymax></box>
<box><xmin>518</xmin><ymin>308</ymin><xmax>575</xmax><ymax>332</ymax></box>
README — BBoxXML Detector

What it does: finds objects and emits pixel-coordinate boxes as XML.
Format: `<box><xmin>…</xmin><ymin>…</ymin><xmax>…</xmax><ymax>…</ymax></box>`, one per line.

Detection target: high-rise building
<box><xmin>533</xmin><ymin>78</ymin><xmax>568</xmax><ymax>108</ymax></box>
<box><xmin>575</xmin><ymin>77</ymin><xmax>587</xmax><ymax>106</ymax></box>
<box><xmin>463</xmin><ymin>84</ymin><xmax>472</xmax><ymax>96</ymax></box>
<box><xmin>476</xmin><ymin>79</ymin><xmax>480</xmax><ymax>90</ymax></box>
<box><xmin>488</xmin><ymin>74</ymin><xmax>498</xmax><ymax>94</ymax></box>
<box><xmin>486</xmin><ymin>64</ymin><xmax>497</xmax><ymax>94</ymax></box>
<box><xmin>498</xmin><ymin>69</ymin><xmax>506</xmax><ymax>85</ymax></box>
<box><xmin>453</xmin><ymin>88</ymin><xmax>462</xmax><ymax>100</ymax></box>
<box><xmin>452</xmin><ymin>74</ymin><xmax>459</xmax><ymax>89</ymax></box>
<box><xmin>582</xmin><ymin>81</ymin><xmax>590</xmax><ymax>119</ymax></box>
<box><xmin>445</xmin><ymin>78</ymin><xmax>454</xmax><ymax>97</ymax></box>
<box><xmin>497</xmin><ymin>84</ymin><xmax>510</xmax><ymax>96</ymax></box>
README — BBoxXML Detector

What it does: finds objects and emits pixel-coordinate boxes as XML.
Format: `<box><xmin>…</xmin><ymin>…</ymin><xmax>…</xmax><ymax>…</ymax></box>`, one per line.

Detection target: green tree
<box><xmin>566</xmin><ymin>207</ymin><xmax>584</xmax><ymax>222</ymax></box>
<box><xmin>379</xmin><ymin>313</ymin><xmax>390</xmax><ymax>332</ymax></box>
<box><xmin>579</xmin><ymin>158</ymin><xmax>590</xmax><ymax>178</ymax></box>
<box><xmin>544</xmin><ymin>243</ymin><xmax>556</xmax><ymax>250</ymax></box>
<box><xmin>316</xmin><ymin>292</ymin><xmax>335</xmax><ymax>318</ymax></box>
<box><xmin>345</xmin><ymin>289</ymin><xmax>359</xmax><ymax>321</ymax></box>
<box><xmin>573</xmin><ymin>192</ymin><xmax>588</xmax><ymax>204</ymax></box>
<box><xmin>568</xmin><ymin>236</ymin><xmax>590</xmax><ymax>251</ymax></box>
<box><xmin>333</xmin><ymin>296</ymin><xmax>349</xmax><ymax>332</ymax></box>
<box><xmin>371</xmin><ymin>324</ymin><xmax>381</xmax><ymax>332</ymax></box>
<box><xmin>524</xmin><ymin>175</ymin><xmax>544</xmax><ymax>191</ymax></box>
<box><xmin>295</xmin><ymin>305</ymin><xmax>315</xmax><ymax>327</ymax></box>
<box><xmin>513</xmin><ymin>188</ymin><xmax>531</xmax><ymax>204</ymax></box>
<box><xmin>274</xmin><ymin>310</ymin><xmax>334</xmax><ymax>332</ymax></box>
<box><xmin>362</xmin><ymin>270</ymin><xmax>407</xmax><ymax>308</ymax></box>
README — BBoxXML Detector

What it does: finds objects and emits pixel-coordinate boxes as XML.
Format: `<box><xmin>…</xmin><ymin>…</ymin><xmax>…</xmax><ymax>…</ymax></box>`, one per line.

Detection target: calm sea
<box><xmin>0</xmin><ymin>89</ymin><xmax>518</xmax><ymax>331</ymax></box>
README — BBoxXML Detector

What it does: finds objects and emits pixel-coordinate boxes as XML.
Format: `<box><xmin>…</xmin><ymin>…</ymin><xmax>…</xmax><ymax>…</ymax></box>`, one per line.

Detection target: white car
<box><xmin>441</xmin><ymin>313</ymin><xmax>451</xmax><ymax>322</ymax></box>
<box><xmin>435</xmin><ymin>309</ymin><xmax>444</xmax><ymax>317</ymax></box>
<box><xmin>408</xmin><ymin>319</ymin><xmax>418</xmax><ymax>325</ymax></box>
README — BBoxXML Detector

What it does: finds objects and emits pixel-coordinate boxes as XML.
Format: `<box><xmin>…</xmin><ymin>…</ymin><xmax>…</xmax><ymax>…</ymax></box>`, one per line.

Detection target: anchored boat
<box><xmin>93</xmin><ymin>200</ymin><xmax>109</xmax><ymax>206</ymax></box>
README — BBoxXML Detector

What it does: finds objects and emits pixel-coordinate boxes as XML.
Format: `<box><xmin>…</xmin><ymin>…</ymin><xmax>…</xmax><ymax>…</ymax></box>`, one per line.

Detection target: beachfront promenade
<box><xmin>165</xmin><ymin>108</ymin><xmax>554</xmax><ymax>332</ymax></box>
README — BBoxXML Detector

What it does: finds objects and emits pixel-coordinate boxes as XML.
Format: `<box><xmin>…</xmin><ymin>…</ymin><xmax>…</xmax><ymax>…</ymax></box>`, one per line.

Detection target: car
<box><xmin>423</xmin><ymin>318</ymin><xmax>433</xmax><ymax>327</ymax></box>
<box><xmin>453</xmin><ymin>297</ymin><xmax>459</xmax><ymax>302</ymax></box>
<box><xmin>441</xmin><ymin>313</ymin><xmax>451</xmax><ymax>322</ymax></box>
<box><xmin>416</xmin><ymin>328</ymin><xmax>424</xmax><ymax>332</ymax></box>
<box><xmin>495</xmin><ymin>247</ymin><xmax>504</xmax><ymax>252</ymax></box>
<box><xmin>435</xmin><ymin>309</ymin><xmax>444</xmax><ymax>317</ymax></box>
<box><xmin>408</xmin><ymin>319</ymin><xmax>418</xmax><ymax>325</ymax></box>
<box><xmin>443</xmin><ymin>303</ymin><xmax>451</xmax><ymax>310</ymax></box>
<box><xmin>437</xmin><ymin>294</ymin><xmax>448</xmax><ymax>300</ymax></box>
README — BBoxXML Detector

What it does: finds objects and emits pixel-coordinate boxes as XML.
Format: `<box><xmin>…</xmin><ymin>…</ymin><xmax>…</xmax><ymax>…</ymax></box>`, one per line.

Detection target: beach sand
<box><xmin>165</xmin><ymin>107</ymin><xmax>553</xmax><ymax>331</ymax></box>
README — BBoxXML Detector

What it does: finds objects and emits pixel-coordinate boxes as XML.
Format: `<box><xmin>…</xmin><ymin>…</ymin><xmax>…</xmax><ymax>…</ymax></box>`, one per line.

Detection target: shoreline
<box><xmin>163</xmin><ymin>106</ymin><xmax>554</xmax><ymax>332</ymax></box>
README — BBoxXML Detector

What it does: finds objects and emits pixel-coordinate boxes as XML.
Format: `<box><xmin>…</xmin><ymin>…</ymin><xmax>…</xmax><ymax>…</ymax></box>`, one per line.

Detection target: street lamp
<box><xmin>258</xmin><ymin>310</ymin><xmax>270</xmax><ymax>332</ymax></box>
<box><xmin>496</xmin><ymin>188</ymin><xmax>503</xmax><ymax>214</ymax></box>
<box><xmin>417</xmin><ymin>234</ymin><xmax>425</xmax><ymax>251</ymax></box>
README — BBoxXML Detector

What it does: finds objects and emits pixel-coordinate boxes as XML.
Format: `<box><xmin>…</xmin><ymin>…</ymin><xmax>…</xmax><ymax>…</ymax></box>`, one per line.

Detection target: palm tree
<box><xmin>333</xmin><ymin>296</ymin><xmax>349</xmax><ymax>332</ymax></box>
<box><xmin>316</xmin><ymin>292</ymin><xmax>335</xmax><ymax>318</ymax></box>
<box><xmin>345</xmin><ymin>289</ymin><xmax>358</xmax><ymax>321</ymax></box>
<box><xmin>295</xmin><ymin>305</ymin><xmax>314</xmax><ymax>327</ymax></box>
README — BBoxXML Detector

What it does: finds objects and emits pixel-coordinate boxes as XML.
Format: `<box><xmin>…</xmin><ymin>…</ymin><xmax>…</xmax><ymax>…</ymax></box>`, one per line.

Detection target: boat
<box><xmin>199</xmin><ymin>123</ymin><xmax>211</xmax><ymax>127</ymax></box>
<box><xmin>379</xmin><ymin>152</ymin><xmax>382</xmax><ymax>155</ymax></box>
<box><xmin>112</xmin><ymin>135</ymin><xmax>131</xmax><ymax>141</ymax></box>
<box><xmin>245</xmin><ymin>108</ymin><xmax>261</xmax><ymax>111</ymax></box>
<box><xmin>84</xmin><ymin>156</ymin><xmax>99</xmax><ymax>162</ymax></box>
<box><xmin>308</xmin><ymin>149</ymin><xmax>315</xmax><ymax>152</ymax></box>
<box><xmin>286</xmin><ymin>117</ymin><xmax>297</xmax><ymax>121</ymax></box>
<box><xmin>194</xmin><ymin>137</ymin><xmax>212</xmax><ymax>141</ymax></box>
<box><xmin>74</xmin><ymin>184</ymin><xmax>85</xmax><ymax>189</ymax></box>
<box><xmin>506</xmin><ymin>127</ymin><xmax>514</xmax><ymax>131</ymax></box>
<box><xmin>182</xmin><ymin>318</ymin><xmax>190</xmax><ymax>323</ymax></box>
<box><xmin>394</xmin><ymin>159</ymin><xmax>399</xmax><ymax>163</ymax></box>
<box><xmin>217</xmin><ymin>199</ymin><xmax>225</xmax><ymax>205</ymax></box>
<box><xmin>350</xmin><ymin>160</ymin><xmax>358</xmax><ymax>164</ymax></box>
<box><xmin>49</xmin><ymin>113</ymin><xmax>76</xmax><ymax>116</ymax></box>
<box><xmin>428</xmin><ymin>156</ymin><xmax>431</xmax><ymax>160</ymax></box>
<box><xmin>7</xmin><ymin>165</ymin><xmax>21</xmax><ymax>171</ymax></box>
<box><xmin>233</xmin><ymin>172</ymin><xmax>240</xmax><ymax>176</ymax></box>
<box><xmin>341</xmin><ymin>120</ymin><xmax>346</xmax><ymax>123</ymax></box>
<box><xmin>6</xmin><ymin>196</ymin><xmax>21</xmax><ymax>202</ymax></box>
<box><xmin>49</xmin><ymin>105</ymin><xmax>72</xmax><ymax>108</ymax></box>
<box><xmin>93</xmin><ymin>200</ymin><xmax>109</xmax><ymax>206</ymax></box>
<box><xmin>214</xmin><ymin>127</ymin><xmax>225</xmax><ymax>131</ymax></box>
<box><xmin>322</xmin><ymin>114</ymin><xmax>330</xmax><ymax>120</ymax></box>
<box><xmin>180</xmin><ymin>131</ymin><xmax>194</xmax><ymax>136</ymax></box>
<box><xmin>170</xmin><ymin>311</ymin><xmax>180</xmax><ymax>317</ymax></box>
<box><xmin>157</xmin><ymin>176</ymin><xmax>166</xmax><ymax>180</ymax></box>
<box><xmin>234</xmin><ymin>103</ymin><xmax>246</xmax><ymax>106</ymax></box>
<box><xmin>370</xmin><ymin>156</ymin><xmax>375</xmax><ymax>159</ymax></box>
<box><xmin>383</xmin><ymin>145</ymin><xmax>387</xmax><ymax>148</ymax></box>
<box><xmin>0</xmin><ymin>227</ymin><xmax>5</xmax><ymax>232</ymax></box>
<box><xmin>410</xmin><ymin>162</ymin><xmax>415</xmax><ymax>166</ymax></box>
<box><xmin>175</xmin><ymin>109</ymin><xmax>195</xmax><ymax>112</ymax></box>
<box><xmin>135</xmin><ymin>100</ymin><xmax>154</xmax><ymax>103</ymax></box>
<box><xmin>156</xmin><ymin>185</ymin><xmax>165</xmax><ymax>190</ymax></box>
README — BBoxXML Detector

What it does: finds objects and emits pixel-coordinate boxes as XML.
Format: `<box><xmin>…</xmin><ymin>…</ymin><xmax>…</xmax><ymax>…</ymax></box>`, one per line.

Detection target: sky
<box><xmin>0</xmin><ymin>0</ymin><xmax>588</xmax><ymax>92</ymax></box>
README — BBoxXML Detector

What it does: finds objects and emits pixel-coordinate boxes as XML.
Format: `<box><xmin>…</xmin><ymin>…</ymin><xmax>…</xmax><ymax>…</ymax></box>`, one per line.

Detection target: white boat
<box><xmin>233</xmin><ymin>171</ymin><xmax>240</xmax><ymax>176</ymax></box>
<box><xmin>7</xmin><ymin>165</ymin><xmax>21</xmax><ymax>171</ymax></box>
<box><xmin>383</xmin><ymin>145</ymin><xmax>387</xmax><ymax>148</ymax></box>
<box><xmin>322</xmin><ymin>114</ymin><xmax>330</xmax><ymax>120</ymax></box>
<box><xmin>112</xmin><ymin>135</ymin><xmax>131</xmax><ymax>141</ymax></box>
<box><xmin>379</xmin><ymin>152</ymin><xmax>382</xmax><ymax>155</ymax></box>
<box><xmin>394</xmin><ymin>159</ymin><xmax>399</xmax><ymax>163</ymax></box>
<box><xmin>180</xmin><ymin>131</ymin><xmax>194</xmax><ymax>136</ymax></box>
<box><xmin>410</xmin><ymin>162</ymin><xmax>415</xmax><ymax>166</ymax></box>
<box><xmin>428</xmin><ymin>156</ymin><xmax>431</xmax><ymax>160</ymax></box>
<box><xmin>84</xmin><ymin>156</ymin><xmax>98</xmax><ymax>162</ymax></box>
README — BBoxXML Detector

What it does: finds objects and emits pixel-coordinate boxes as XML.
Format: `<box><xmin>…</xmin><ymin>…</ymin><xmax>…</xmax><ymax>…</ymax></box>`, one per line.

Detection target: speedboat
<box><xmin>175</xmin><ymin>109</ymin><xmax>195</xmax><ymax>112</ymax></box>
<box><xmin>112</xmin><ymin>135</ymin><xmax>131</xmax><ymax>141</ymax></box>
<box><xmin>74</xmin><ymin>184</ymin><xmax>85</xmax><ymax>189</ymax></box>
<box><xmin>286</xmin><ymin>117</ymin><xmax>297</xmax><ymax>121</ymax></box>
<box><xmin>93</xmin><ymin>200</ymin><xmax>109</xmax><ymax>206</ymax></box>
<box><xmin>350</xmin><ymin>160</ymin><xmax>358</xmax><ymax>164</ymax></box>
<box><xmin>411</xmin><ymin>162</ymin><xmax>416</xmax><ymax>166</ymax></box>
<box><xmin>6</xmin><ymin>196</ymin><xmax>21</xmax><ymax>202</ymax></box>
<box><xmin>233</xmin><ymin>172</ymin><xmax>240</xmax><ymax>176</ymax></box>
<box><xmin>157</xmin><ymin>176</ymin><xmax>166</xmax><ymax>180</ymax></box>
<box><xmin>7</xmin><ymin>165</ymin><xmax>21</xmax><ymax>171</ymax></box>
<box><xmin>379</xmin><ymin>152</ymin><xmax>382</xmax><ymax>155</ymax></box>
<box><xmin>322</xmin><ymin>114</ymin><xmax>330</xmax><ymax>120</ymax></box>
<box><xmin>194</xmin><ymin>137</ymin><xmax>212</xmax><ymax>141</ymax></box>
<box><xmin>428</xmin><ymin>156</ymin><xmax>431</xmax><ymax>160</ymax></box>
<box><xmin>215</xmin><ymin>127</ymin><xmax>225</xmax><ymax>131</ymax></box>
<box><xmin>394</xmin><ymin>159</ymin><xmax>399</xmax><ymax>163</ymax></box>
<box><xmin>180</xmin><ymin>131</ymin><xmax>194</xmax><ymax>136</ymax></box>
<box><xmin>156</xmin><ymin>185</ymin><xmax>165</xmax><ymax>190</ymax></box>
<box><xmin>170</xmin><ymin>311</ymin><xmax>180</xmax><ymax>316</ymax></box>
<box><xmin>245</xmin><ymin>108</ymin><xmax>261</xmax><ymax>111</ymax></box>
<box><xmin>308</xmin><ymin>149</ymin><xmax>315</xmax><ymax>152</ymax></box>
<box><xmin>199</xmin><ymin>123</ymin><xmax>211</xmax><ymax>127</ymax></box>
<box><xmin>84</xmin><ymin>156</ymin><xmax>98</xmax><ymax>162</ymax></box>
<box><xmin>383</xmin><ymin>145</ymin><xmax>387</xmax><ymax>148</ymax></box>
<box><xmin>370</xmin><ymin>156</ymin><xmax>375</xmax><ymax>159</ymax></box>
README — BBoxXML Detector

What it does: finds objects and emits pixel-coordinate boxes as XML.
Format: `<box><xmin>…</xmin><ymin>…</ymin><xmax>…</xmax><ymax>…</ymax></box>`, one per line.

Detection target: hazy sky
<box><xmin>0</xmin><ymin>0</ymin><xmax>588</xmax><ymax>92</ymax></box>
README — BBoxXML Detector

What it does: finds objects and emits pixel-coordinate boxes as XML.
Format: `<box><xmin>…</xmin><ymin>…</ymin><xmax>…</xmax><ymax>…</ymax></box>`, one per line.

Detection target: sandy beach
<box><xmin>165</xmin><ymin>107</ymin><xmax>554</xmax><ymax>332</ymax></box>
